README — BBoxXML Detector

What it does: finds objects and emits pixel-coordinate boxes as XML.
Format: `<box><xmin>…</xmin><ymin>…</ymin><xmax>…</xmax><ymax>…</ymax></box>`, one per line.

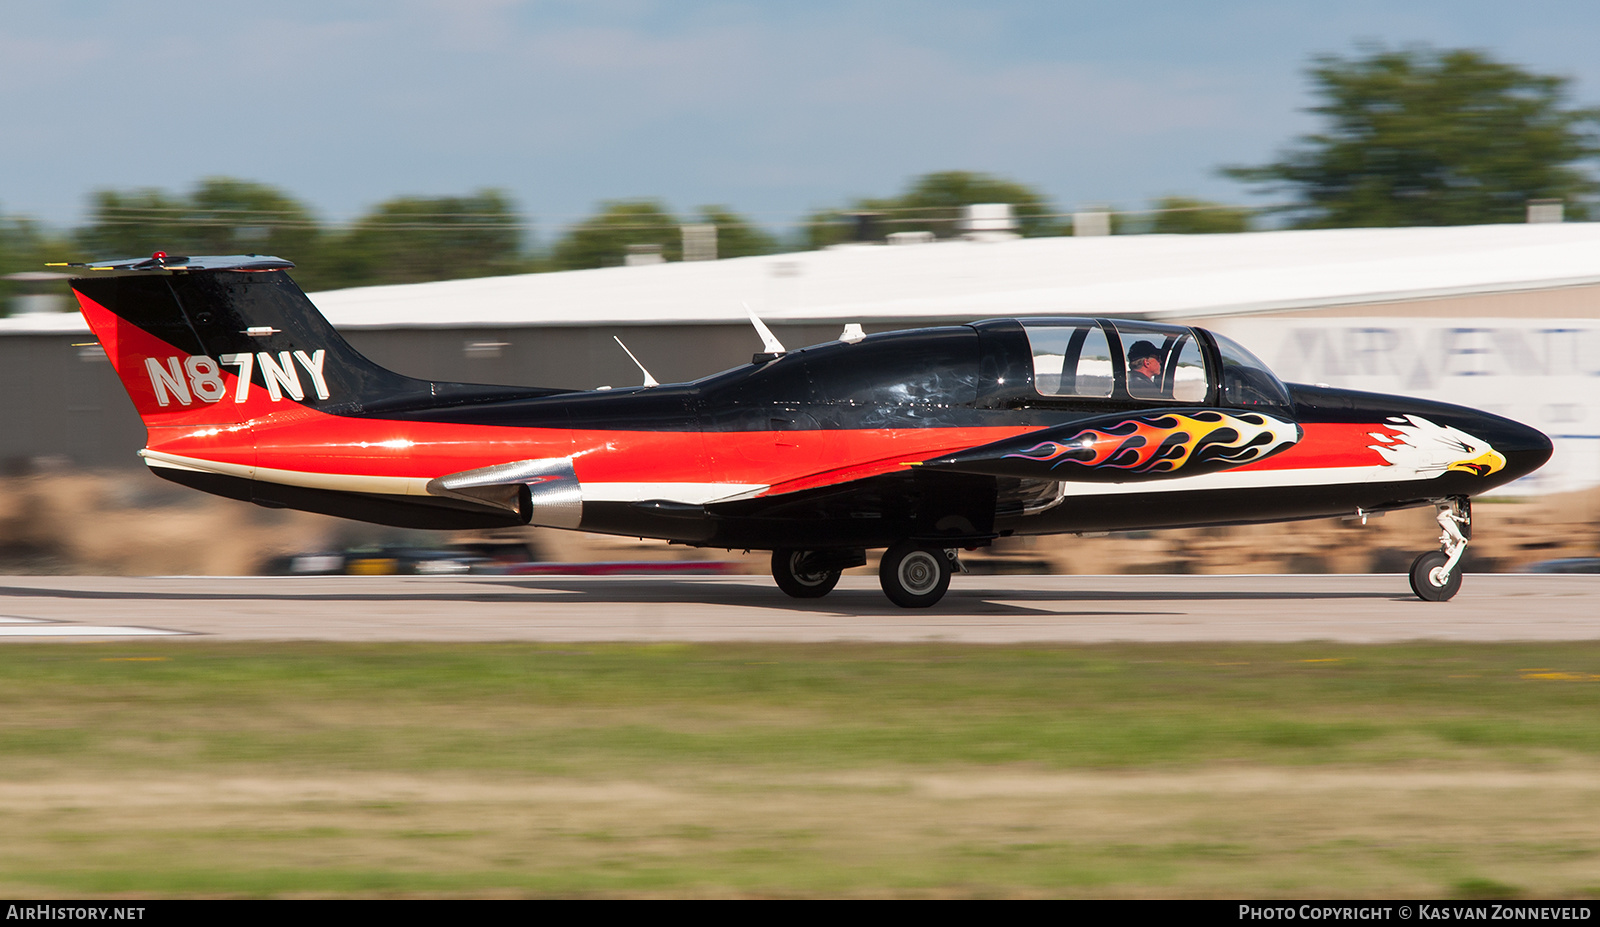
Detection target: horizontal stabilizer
<box><xmin>54</xmin><ymin>253</ymin><xmax>295</xmax><ymax>273</ymax></box>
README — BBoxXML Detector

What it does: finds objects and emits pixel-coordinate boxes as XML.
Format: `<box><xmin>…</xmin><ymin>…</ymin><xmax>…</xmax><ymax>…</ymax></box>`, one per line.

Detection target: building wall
<box><xmin>1250</xmin><ymin>281</ymin><xmax>1600</xmax><ymax>319</ymax></box>
<box><xmin>0</xmin><ymin>334</ymin><xmax>146</xmax><ymax>472</ymax></box>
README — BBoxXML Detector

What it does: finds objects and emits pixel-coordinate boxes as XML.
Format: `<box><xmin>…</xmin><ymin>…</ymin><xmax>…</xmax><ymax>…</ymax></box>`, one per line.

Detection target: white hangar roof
<box><xmin>9</xmin><ymin>222</ymin><xmax>1600</xmax><ymax>335</ymax></box>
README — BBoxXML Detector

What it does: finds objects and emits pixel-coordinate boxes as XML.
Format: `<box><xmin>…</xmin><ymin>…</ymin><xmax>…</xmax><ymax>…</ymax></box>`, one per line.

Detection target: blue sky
<box><xmin>4</xmin><ymin>1</ymin><xmax>1599</xmax><ymax>241</ymax></box>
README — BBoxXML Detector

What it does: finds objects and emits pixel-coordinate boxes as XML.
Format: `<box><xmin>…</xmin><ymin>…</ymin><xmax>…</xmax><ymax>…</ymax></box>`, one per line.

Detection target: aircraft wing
<box><xmin>757</xmin><ymin>448</ymin><xmax>978</xmax><ymax>498</ymax></box>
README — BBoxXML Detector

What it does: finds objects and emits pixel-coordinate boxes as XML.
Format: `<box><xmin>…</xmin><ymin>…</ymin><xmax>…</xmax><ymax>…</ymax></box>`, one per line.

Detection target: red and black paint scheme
<box><xmin>65</xmin><ymin>253</ymin><xmax>1552</xmax><ymax>606</ymax></box>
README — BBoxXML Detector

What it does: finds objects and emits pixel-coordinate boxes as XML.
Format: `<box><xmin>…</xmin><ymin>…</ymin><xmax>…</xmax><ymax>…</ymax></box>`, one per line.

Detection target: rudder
<box><xmin>69</xmin><ymin>254</ymin><xmax>553</xmax><ymax>431</ymax></box>
<box><xmin>71</xmin><ymin>256</ymin><xmax>424</xmax><ymax>427</ymax></box>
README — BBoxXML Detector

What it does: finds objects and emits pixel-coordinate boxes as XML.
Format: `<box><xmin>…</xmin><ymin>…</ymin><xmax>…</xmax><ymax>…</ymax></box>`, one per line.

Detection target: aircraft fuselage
<box><xmin>68</xmin><ymin>261</ymin><xmax>1552</xmax><ymax>605</ymax></box>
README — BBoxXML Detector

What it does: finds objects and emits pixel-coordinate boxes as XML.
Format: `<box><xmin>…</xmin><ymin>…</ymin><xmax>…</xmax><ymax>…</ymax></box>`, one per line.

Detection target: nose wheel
<box><xmin>1409</xmin><ymin>497</ymin><xmax>1469</xmax><ymax>602</ymax></box>
<box><xmin>878</xmin><ymin>541</ymin><xmax>955</xmax><ymax>608</ymax></box>
<box><xmin>1409</xmin><ymin>550</ymin><xmax>1462</xmax><ymax>601</ymax></box>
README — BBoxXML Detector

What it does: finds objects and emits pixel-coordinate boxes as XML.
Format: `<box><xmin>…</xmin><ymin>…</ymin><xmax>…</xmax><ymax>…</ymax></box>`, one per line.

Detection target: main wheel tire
<box><xmin>878</xmin><ymin>541</ymin><xmax>952</xmax><ymax>608</ymax></box>
<box><xmin>771</xmin><ymin>549</ymin><xmax>841</xmax><ymax>599</ymax></box>
<box><xmin>1409</xmin><ymin>551</ymin><xmax>1462</xmax><ymax>602</ymax></box>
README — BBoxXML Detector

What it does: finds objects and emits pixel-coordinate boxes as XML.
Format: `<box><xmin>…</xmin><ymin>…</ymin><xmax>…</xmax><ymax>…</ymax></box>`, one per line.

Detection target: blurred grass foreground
<box><xmin>1</xmin><ymin>641</ymin><xmax>1598</xmax><ymax>897</ymax></box>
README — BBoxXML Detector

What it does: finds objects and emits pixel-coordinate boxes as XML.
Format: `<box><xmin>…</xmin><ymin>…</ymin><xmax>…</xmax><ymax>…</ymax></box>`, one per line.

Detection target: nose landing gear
<box><xmin>1409</xmin><ymin>496</ymin><xmax>1470</xmax><ymax>602</ymax></box>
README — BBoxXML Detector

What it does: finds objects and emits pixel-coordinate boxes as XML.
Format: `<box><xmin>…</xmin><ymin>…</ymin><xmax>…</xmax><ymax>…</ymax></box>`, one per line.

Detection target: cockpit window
<box><xmin>1110</xmin><ymin>321</ymin><xmax>1210</xmax><ymax>403</ymax></box>
<box><xmin>1022</xmin><ymin>320</ymin><xmax>1113</xmax><ymax>398</ymax></box>
<box><xmin>1210</xmin><ymin>332</ymin><xmax>1292</xmax><ymax>409</ymax></box>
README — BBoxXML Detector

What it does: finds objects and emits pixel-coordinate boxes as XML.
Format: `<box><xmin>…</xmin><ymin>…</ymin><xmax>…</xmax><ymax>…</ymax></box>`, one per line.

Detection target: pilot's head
<box><xmin>1128</xmin><ymin>341</ymin><xmax>1162</xmax><ymax>378</ymax></box>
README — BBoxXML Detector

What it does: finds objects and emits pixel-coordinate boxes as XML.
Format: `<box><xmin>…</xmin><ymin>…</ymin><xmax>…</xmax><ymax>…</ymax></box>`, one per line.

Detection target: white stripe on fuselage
<box><xmin>578</xmin><ymin>482</ymin><xmax>768</xmax><ymax>504</ymax></box>
<box><xmin>142</xmin><ymin>450</ymin><xmax>435</xmax><ymax>496</ymax></box>
<box><xmin>1048</xmin><ymin>464</ymin><xmax>1400</xmax><ymax>497</ymax></box>
<box><xmin>139</xmin><ymin>450</ymin><xmax>767</xmax><ymax>505</ymax></box>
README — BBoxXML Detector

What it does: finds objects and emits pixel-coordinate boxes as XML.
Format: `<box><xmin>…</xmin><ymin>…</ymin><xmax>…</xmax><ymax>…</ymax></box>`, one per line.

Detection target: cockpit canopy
<box><xmin>690</xmin><ymin>317</ymin><xmax>1293</xmax><ymax>418</ymax></box>
<box><xmin>1208</xmin><ymin>329</ymin><xmax>1293</xmax><ymax>408</ymax></box>
<box><xmin>1016</xmin><ymin>318</ymin><xmax>1291</xmax><ymax>410</ymax></box>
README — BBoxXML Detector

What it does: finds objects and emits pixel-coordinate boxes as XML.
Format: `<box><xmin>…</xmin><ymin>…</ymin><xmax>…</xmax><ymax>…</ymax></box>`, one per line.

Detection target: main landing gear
<box><xmin>769</xmin><ymin>544</ymin><xmax>960</xmax><ymax>608</ymax></box>
<box><xmin>1409</xmin><ymin>496</ymin><xmax>1470</xmax><ymax>602</ymax></box>
<box><xmin>877</xmin><ymin>540</ymin><xmax>956</xmax><ymax>609</ymax></box>
<box><xmin>771</xmin><ymin>548</ymin><xmax>866</xmax><ymax>599</ymax></box>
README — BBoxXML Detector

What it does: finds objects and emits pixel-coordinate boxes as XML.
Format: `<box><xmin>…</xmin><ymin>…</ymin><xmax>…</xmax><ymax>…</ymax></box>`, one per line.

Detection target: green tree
<box><xmin>1225</xmin><ymin>45</ymin><xmax>1600</xmax><ymax>227</ymax></box>
<box><xmin>799</xmin><ymin>206</ymin><xmax>873</xmax><ymax>250</ymax></box>
<box><xmin>1147</xmin><ymin>196</ymin><xmax>1254</xmax><ymax>234</ymax></box>
<box><xmin>889</xmin><ymin>171</ymin><xmax>1060</xmax><ymax>238</ymax></box>
<box><xmin>551</xmin><ymin>200</ymin><xmax>681</xmax><ymax>270</ymax></box>
<box><xmin>693</xmin><ymin>206</ymin><xmax>779</xmax><ymax>259</ymax></box>
<box><xmin>1</xmin><ymin>212</ymin><xmax>38</xmax><ymax>276</ymax></box>
<box><xmin>324</xmin><ymin>189</ymin><xmax>527</xmax><ymax>289</ymax></box>
<box><xmin>76</xmin><ymin>187</ymin><xmax>189</xmax><ymax>258</ymax></box>
<box><xmin>802</xmin><ymin>171</ymin><xmax>1062</xmax><ymax>248</ymax></box>
<box><xmin>185</xmin><ymin>178</ymin><xmax>321</xmax><ymax>261</ymax></box>
<box><xmin>1</xmin><ymin>210</ymin><xmax>80</xmax><ymax>316</ymax></box>
<box><xmin>77</xmin><ymin>178</ymin><xmax>322</xmax><ymax>265</ymax></box>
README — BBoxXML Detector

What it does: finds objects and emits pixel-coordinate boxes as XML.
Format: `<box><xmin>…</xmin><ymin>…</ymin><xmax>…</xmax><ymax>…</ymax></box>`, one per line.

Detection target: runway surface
<box><xmin>0</xmin><ymin>573</ymin><xmax>1595</xmax><ymax>643</ymax></box>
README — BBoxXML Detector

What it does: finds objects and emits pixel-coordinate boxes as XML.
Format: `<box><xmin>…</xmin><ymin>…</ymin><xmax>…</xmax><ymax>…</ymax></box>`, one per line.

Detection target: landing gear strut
<box><xmin>1409</xmin><ymin>496</ymin><xmax>1470</xmax><ymax>602</ymax></box>
<box><xmin>878</xmin><ymin>541</ymin><xmax>955</xmax><ymax>608</ymax></box>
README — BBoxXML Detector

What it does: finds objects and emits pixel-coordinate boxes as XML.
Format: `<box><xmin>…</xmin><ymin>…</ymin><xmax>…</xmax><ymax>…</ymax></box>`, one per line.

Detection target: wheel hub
<box><xmin>898</xmin><ymin>553</ymin><xmax>939</xmax><ymax>594</ymax></box>
<box><xmin>789</xmin><ymin>553</ymin><xmax>829</xmax><ymax>586</ymax></box>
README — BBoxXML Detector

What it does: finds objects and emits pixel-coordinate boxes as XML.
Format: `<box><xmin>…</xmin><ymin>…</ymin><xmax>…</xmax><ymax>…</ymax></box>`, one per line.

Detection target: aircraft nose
<box><xmin>1491</xmin><ymin>418</ymin><xmax>1554</xmax><ymax>483</ymax></box>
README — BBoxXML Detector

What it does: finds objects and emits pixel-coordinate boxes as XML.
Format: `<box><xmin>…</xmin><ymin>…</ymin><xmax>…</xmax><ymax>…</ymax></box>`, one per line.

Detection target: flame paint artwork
<box><xmin>1004</xmin><ymin>411</ymin><xmax>1303</xmax><ymax>476</ymax></box>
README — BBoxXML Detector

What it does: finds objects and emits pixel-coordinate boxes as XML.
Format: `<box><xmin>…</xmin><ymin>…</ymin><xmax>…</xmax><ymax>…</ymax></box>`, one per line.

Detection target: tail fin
<box><xmin>68</xmin><ymin>254</ymin><xmax>548</xmax><ymax>431</ymax></box>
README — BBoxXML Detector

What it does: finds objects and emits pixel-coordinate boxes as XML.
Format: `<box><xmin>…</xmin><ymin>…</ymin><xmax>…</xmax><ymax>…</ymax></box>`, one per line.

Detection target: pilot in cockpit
<box><xmin>1126</xmin><ymin>341</ymin><xmax>1164</xmax><ymax>398</ymax></box>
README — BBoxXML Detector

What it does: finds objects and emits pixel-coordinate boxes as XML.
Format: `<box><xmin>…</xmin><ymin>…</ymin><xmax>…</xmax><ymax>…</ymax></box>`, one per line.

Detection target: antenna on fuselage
<box><xmin>612</xmin><ymin>336</ymin><xmax>659</xmax><ymax>388</ymax></box>
<box><xmin>744</xmin><ymin>302</ymin><xmax>786</xmax><ymax>358</ymax></box>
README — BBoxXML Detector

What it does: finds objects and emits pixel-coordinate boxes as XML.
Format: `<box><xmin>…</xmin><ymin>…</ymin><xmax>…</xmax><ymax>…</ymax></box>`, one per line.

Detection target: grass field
<box><xmin>1</xmin><ymin>641</ymin><xmax>1598</xmax><ymax>898</ymax></box>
